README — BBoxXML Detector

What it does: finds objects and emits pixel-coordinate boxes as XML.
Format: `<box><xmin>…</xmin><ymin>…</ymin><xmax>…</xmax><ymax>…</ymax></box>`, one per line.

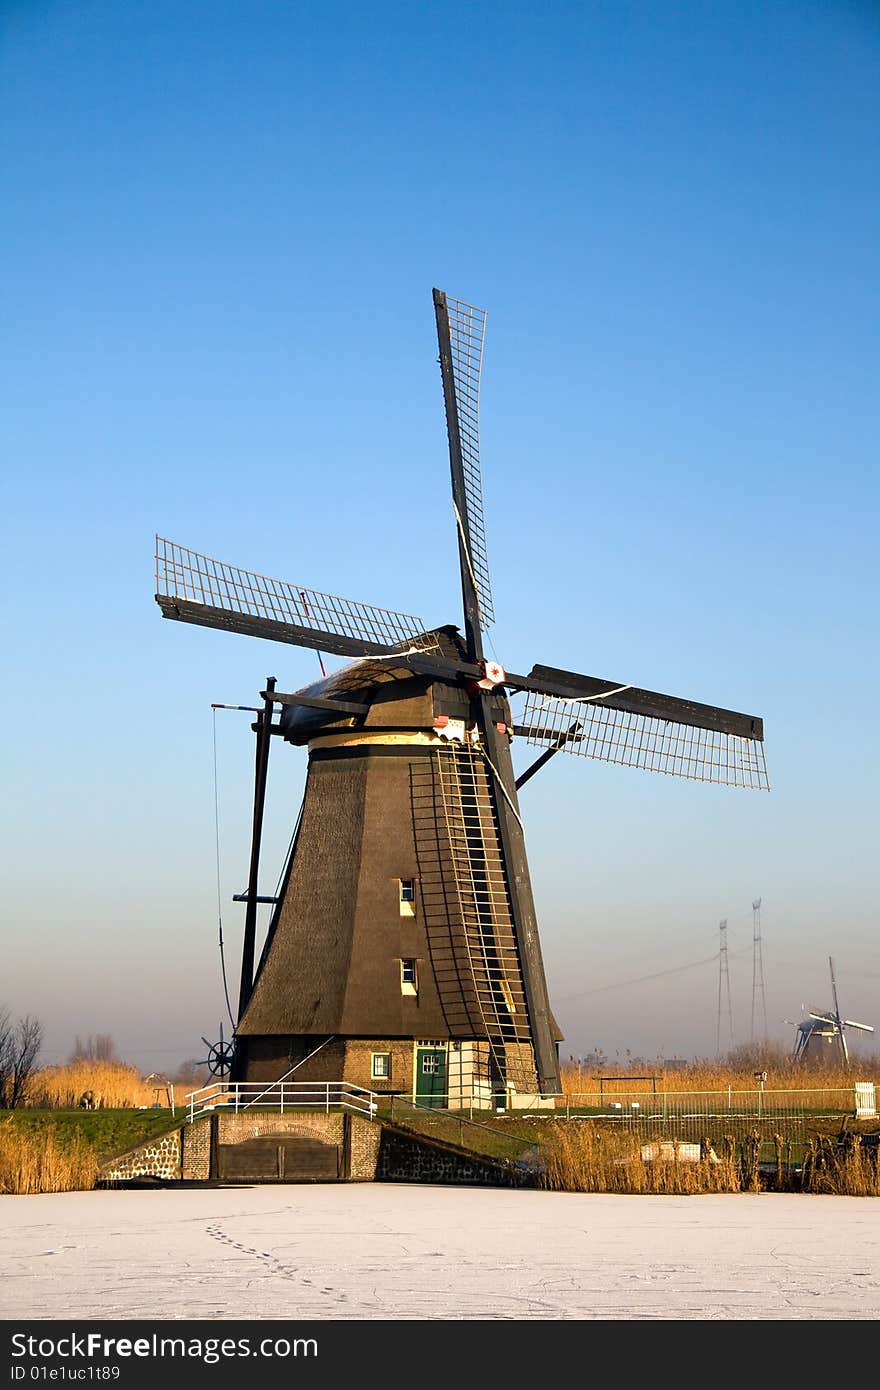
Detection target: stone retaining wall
<box><xmin>101</xmin><ymin>1128</ymin><xmax>182</xmax><ymax>1183</ymax></box>
<box><xmin>377</xmin><ymin>1129</ymin><xmax>526</xmax><ymax>1186</ymax></box>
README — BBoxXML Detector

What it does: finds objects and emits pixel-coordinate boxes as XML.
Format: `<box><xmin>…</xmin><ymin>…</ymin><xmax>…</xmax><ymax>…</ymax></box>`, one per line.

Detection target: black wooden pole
<box><xmin>514</xmin><ymin>742</ymin><xmax>564</xmax><ymax>792</ymax></box>
<box><xmin>238</xmin><ymin>675</ymin><xmax>276</xmax><ymax>1020</ymax></box>
<box><xmin>514</xmin><ymin>720</ymin><xmax>584</xmax><ymax>791</ymax></box>
<box><xmin>481</xmin><ymin>705</ymin><xmax>561</xmax><ymax>1094</ymax></box>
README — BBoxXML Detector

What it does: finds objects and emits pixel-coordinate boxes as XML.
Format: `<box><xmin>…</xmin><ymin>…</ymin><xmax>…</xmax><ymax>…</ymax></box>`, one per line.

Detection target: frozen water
<box><xmin>2</xmin><ymin>1184</ymin><xmax>878</xmax><ymax>1320</ymax></box>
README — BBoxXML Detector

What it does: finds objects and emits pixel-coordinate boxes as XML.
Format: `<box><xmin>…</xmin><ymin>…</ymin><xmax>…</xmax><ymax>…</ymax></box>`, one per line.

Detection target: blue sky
<box><xmin>2</xmin><ymin>0</ymin><xmax>879</xmax><ymax>1068</ymax></box>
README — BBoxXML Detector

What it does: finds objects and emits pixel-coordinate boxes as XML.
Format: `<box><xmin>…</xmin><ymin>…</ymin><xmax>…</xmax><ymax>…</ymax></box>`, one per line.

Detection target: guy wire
<box><xmin>212</xmin><ymin>707</ymin><xmax>237</xmax><ymax>1031</ymax></box>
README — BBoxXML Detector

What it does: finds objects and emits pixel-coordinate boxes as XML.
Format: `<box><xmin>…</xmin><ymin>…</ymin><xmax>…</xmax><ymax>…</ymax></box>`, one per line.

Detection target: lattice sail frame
<box><xmin>155</xmin><ymin>537</ymin><xmax>437</xmax><ymax>653</ymax></box>
<box><xmin>446</xmin><ymin>296</ymin><xmax>495</xmax><ymax>627</ymax></box>
<box><xmin>521</xmin><ymin>692</ymin><xmax>770</xmax><ymax>790</ymax></box>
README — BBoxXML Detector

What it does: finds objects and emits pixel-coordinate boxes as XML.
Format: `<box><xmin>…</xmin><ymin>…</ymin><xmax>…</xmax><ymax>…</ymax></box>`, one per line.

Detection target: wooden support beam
<box><xmin>262</xmin><ymin>689</ymin><xmax>369</xmax><ymax>716</ymax></box>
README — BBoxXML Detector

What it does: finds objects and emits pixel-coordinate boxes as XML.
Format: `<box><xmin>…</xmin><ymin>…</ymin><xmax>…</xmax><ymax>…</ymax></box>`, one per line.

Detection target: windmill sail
<box><xmin>520</xmin><ymin>689</ymin><xmax>769</xmax><ymax>790</ymax></box>
<box><xmin>434</xmin><ymin>290</ymin><xmax>494</xmax><ymax>633</ymax></box>
<box><xmin>517</xmin><ymin>663</ymin><xmax>763</xmax><ymax>739</ymax></box>
<box><xmin>155</xmin><ymin>537</ymin><xmax>437</xmax><ymax>659</ymax></box>
<box><xmin>826</xmin><ymin>957</ymin><xmax>874</xmax><ymax>1060</ymax></box>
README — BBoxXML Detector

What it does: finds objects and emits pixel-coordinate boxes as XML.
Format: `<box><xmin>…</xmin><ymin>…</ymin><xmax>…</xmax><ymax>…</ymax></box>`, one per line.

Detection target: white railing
<box><xmin>435</xmin><ymin>1084</ymin><xmax>879</xmax><ymax>1121</ymax></box>
<box><xmin>184</xmin><ymin>1080</ymin><xmax>378</xmax><ymax>1124</ymax></box>
<box><xmin>183</xmin><ymin>1081</ymin><xmax>876</xmax><ymax>1126</ymax></box>
<box><xmin>501</xmin><ymin>1085</ymin><xmax>878</xmax><ymax>1122</ymax></box>
<box><xmin>561</xmin><ymin>1086</ymin><xmax>873</xmax><ymax>1112</ymax></box>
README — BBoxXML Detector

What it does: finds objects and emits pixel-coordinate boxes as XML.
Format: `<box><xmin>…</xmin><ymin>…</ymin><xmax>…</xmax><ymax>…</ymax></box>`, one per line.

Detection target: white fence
<box><xmin>499</xmin><ymin>1085</ymin><xmax>878</xmax><ymax>1138</ymax></box>
<box><xmin>185</xmin><ymin>1080</ymin><xmax>378</xmax><ymax>1124</ymax></box>
<box><xmin>183</xmin><ymin>1081</ymin><xmax>876</xmax><ymax>1130</ymax></box>
<box><xmin>554</xmin><ymin>1086</ymin><xmax>872</xmax><ymax>1117</ymax></box>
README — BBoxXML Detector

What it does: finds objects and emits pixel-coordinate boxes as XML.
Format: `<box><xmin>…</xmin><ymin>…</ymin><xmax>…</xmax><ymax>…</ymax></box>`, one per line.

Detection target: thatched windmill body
<box><xmin>156</xmin><ymin>289</ymin><xmax>769</xmax><ymax>1107</ymax></box>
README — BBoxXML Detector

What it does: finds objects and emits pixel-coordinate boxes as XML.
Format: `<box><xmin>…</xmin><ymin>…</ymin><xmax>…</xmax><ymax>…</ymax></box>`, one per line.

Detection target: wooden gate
<box><xmin>217</xmin><ymin>1135</ymin><xmax>341</xmax><ymax>1182</ymax></box>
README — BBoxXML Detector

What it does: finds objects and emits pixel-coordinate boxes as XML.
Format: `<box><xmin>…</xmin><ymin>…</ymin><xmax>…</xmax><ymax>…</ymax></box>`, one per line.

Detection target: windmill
<box><xmin>197</xmin><ymin>1022</ymin><xmax>235</xmax><ymax>1079</ymax></box>
<box><xmin>155</xmin><ymin>288</ymin><xmax>769</xmax><ymax>1108</ymax></box>
<box><xmin>792</xmin><ymin>957</ymin><xmax>874</xmax><ymax>1066</ymax></box>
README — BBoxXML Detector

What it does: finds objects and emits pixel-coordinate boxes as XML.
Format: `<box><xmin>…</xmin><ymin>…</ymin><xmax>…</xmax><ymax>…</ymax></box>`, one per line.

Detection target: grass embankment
<box><xmin>378</xmin><ymin>1103</ymin><xmax>538</xmax><ymax>1163</ymax></box>
<box><xmin>0</xmin><ymin>1110</ymin><xmax>183</xmax><ymax>1195</ymax></box>
<box><xmin>2</xmin><ymin>1108</ymin><xmax>183</xmax><ymax>1157</ymax></box>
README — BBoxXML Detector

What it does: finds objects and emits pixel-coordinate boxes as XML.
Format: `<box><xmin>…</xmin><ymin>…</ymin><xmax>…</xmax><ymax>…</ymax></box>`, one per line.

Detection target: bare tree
<box><xmin>0</xmin><ymin>1008</ymin><xmax>12</xmax><ymax>1108</ymax></box>
<box><xmin>94</xmin><ymin>1033</ymin><xmax>115</xmax><ymax>1062</ymax></box>
<box><xmin>9</xmin><ymin>1017</ymin><xmax>43</xmax><ymax>1107</ymax></box>
<box><xmin>70</xmin><ymin>1033</ymin><xmax>116</xmax><ymax>1062</ymax></box>
<box><xmin>0</xmin><ymin>1011</ymin><xmax>43</xmax><ymax>1108</ymax></box>
<box><xmin>171</xmin><ymin>1057</ymin><xmax>210</xmax><ymax>1087</ymax></box>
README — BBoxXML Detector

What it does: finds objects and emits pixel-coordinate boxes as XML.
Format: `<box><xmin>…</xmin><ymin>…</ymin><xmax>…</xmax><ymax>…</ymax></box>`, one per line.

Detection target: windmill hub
<box><xmin>155</xmin><ymin>286</ymin><xmax>769</xmax><ymax>1110</ymax></box>
<box><xmin>476</xmin><ymin>660</ymin><xmax>507</xmax><ymax>690</ymax></box>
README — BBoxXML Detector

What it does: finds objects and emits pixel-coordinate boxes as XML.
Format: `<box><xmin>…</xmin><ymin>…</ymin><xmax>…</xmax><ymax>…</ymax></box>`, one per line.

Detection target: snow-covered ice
<box><xmin>2</xmin><ymin>1184</ymin><xmax>878</xmax><ymax>1320</ymax></box>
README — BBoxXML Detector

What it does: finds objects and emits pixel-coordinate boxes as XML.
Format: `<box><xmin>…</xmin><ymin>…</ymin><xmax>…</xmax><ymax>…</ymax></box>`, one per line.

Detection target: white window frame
<box><xmin>399</xmin><ymin>878</ymin><xmax>416</xmax><ymax>916</ymax></box>
<box><xmin>371</xmin><ymin>1051</ymin><xmax>391</xmax><ymax>1080</ymax></box>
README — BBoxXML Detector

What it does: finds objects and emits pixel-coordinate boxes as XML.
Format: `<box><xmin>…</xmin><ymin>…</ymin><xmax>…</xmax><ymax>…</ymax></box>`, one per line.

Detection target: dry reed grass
<box><xmin>28</xmin><ymin>1060</ymin><xmax>160</xmax><ymax>1109</ymax></box>
<box><xmin>800</xmin><ymin>1134</ymin><xmax>880</xmax><ymax>1197</ymax></box>
<box><xmin>540</xmin><ymin>1121</ymin><xmax>743</xmax><ymax>1194</ymax></box>
<box><xmin>538</xmin><ymin>1120</ymin><xmax>880</xmax><ymax>1195</ymax></box>
<box><xmin>559</xmin><ymin>1059</ymin><xmax>880</xmax><ymax>1097</ymax></box>
<box><xmin>0</xmin><ymin>1124</ymin><xmax>98</xmax><ymax>1194</ymax></box>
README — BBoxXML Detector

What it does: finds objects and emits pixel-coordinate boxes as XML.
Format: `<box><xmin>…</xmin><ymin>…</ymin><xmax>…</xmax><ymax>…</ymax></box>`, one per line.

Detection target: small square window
<box><xmin>399</xmin><ymin>879</ymin><xmax>416</xmax><ymax>916</ymax></box>
<box><xmin>371</xmin><ymin>1052</ymin><xmax>391</xmax><ymax>1080</ymax></box>
<box><xmin>400</xmin><ymin>959</ymin><xmax>418</xmax><ymax>995</ymax></box>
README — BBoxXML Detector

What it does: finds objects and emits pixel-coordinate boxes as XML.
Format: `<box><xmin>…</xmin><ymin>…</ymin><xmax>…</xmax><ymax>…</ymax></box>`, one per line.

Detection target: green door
<box><xmin>415</xmin><ymin>1047</ymin><xmax>447</xmax><ymax>1108</ymax></box>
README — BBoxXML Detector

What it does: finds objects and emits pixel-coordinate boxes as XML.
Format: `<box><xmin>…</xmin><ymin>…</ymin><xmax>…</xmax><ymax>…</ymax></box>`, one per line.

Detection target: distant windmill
<box><xmin>792</xmin><ymin>957</ymin><xmax>874</xmax><ymax>1066</ymax></box>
